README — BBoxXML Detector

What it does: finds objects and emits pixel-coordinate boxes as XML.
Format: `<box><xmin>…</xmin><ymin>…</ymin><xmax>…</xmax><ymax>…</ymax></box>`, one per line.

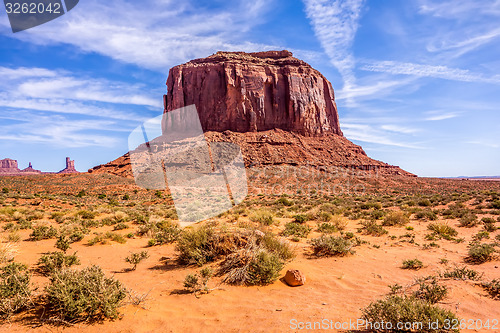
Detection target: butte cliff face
<box><xmin>164</xmin><ymin>50</ymin><xmax>342</xmax><ymax>137</ymax></box>
<box><xmin>90</xmin><ymin>51</ymin><xmax>415</xmax><ymax>178</ymax></box>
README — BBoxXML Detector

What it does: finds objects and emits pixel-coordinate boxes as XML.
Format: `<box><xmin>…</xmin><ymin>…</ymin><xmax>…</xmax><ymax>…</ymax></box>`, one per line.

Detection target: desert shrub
<box><xmin>413</xmin><ymin>276</ymin><xmax>447</xmax><ymax>304</ymax></box>
<box><xmin>441</xmin><ymin>266</ymin><xmax>482</xmax><ymax>281</ymax></box>
<box><xmin>37</xmin><ymin>251</ymin><xmax>80</xmax><ymax>275</ymax></box>
<box><xmin>467</xmin><ymin>243</ymin><xmax>496</xmax><ymax>263</ymax></box>
<box><xmin>418</xmin><ymin>198</ymin><xmax>432</xmax><ymax>207</ymax></box>
<box><xmin>249</xmin><ymin>209</ymin><xmax>274</xmax><ymax>225</ymax></box>
<box><xmin>149</xmin><ymin>221</ymin><xmax>181</xmax><ymax>246</ymax></box>
<box><xmin>490</xmin><ymin>200</ymin><xmax>500</xmax><ymax>209</ymax></box>
<box><xmin>481</xmin><ymin>279</ymin><xmax>500</xmax><ymax>299</ymax></box>
<box><xmin>330</xmin><ymin>215</ymin><xmax>347</xmax><ymax>230</ymax></box>
<box><xmin>472</xmin><ymin>230</ymin><xmax>490</xmax><ymax>241</ymax></box>
<box><xmin>459</xmin><ymin>213</ymin><xmax>479</xmax><ymax>227</ymax></box>
<box><xmin>281</xmin><ymin>222</ymin><xmax>311</xmax><ymax>238</ymax></box>
<box><xmin>184</xmin><ymin>267</ymin><xmax>213</xmax><ymax>294</ymax></box>
<box><xmin>482</xmin><ymin>218</ymin><xmax>497</xmax><ymax>232</ymax></box>
<box><xmin>124</xmin><ymin>251</ymin><xmax>149</xmax><ymax>270</ymax></box>
<box><xmin>383</xmin><ymin>211</ymin><xmax>409</xmax><ymax>226</ymax></box>
<box><xmin>87</xmin><ymin>232</ymin><xmax>126</xmax><ymax>246</ymax></box>
<box><xmin>247</xmin><ymin>250</ymin><xmax>284</xmax><ymax>286</ymax></box>
<box><xmin>359</xmin><ymin>220</ymin><xmax>388</xmax><ymax>236</ymax></box>
<box><xmin>77</xmin><ymin>210</ymin><xmax>97</xmax><ymax>220</ymax></box>
<box><xmin>275</xmin><ymin>197</ymin><xmax>293</xmax><ymax>206</ymax></box>
<box><xmin>361</xmin><ymin>296</ymin><xmax>459</xmax><ymax>333</ymax></box>
<box><xmin>29</xmin><ymin>225</ymin><xmax>58</xmax><ymax>241</ymax></box>
<box><xmin>260</xmin><ymin>233</ymin><xmax>295</xmax><ymax>261</ymax></box>
<box><xmin>0</xmin><ymin>262</ymin><xmax>32</xmax><ymax>318</ymax></box>
<box><xmin>317</xmin><ymin>222</ymin><xmax>338</xmax><ymax>234</ymax></box>
<box><xmin>55</xmin><ymin>235</ymin><xmax>71</xmax><ymax>252</ymax></box>
<box><xmin>113</xmin><ymin>223</ymin><xmax>128</xmax><ymax>231</ymax></box>
<box><xmin>176</xmin><ymin>227</ymin><xmax>248</xmax><ymax>266</ymax></box>
<box><xmin>309</xmin><ymin>235</ymin><xmax>355</xmax><ymax>257</ymax></box>
<box><xmin>414</xmin><ymin>209</ymin><xmax>438</xmax><ymax>221</ymax></box>
<box><xmin>292</xmin><ymin>214</ymin><xmax>307</xmax><ymax>223</ymax></box>
<box><xmin>1</xmin><ymin>188</ymin><xmax>8</xmax><ymax>194</ymax></box>
<box><xmin>402</xmin><ymin>258</ymin><xmax>423</xmax><ymax>270</ymax></box>
<box><xmin>45</xmin><ymin>265</ymin><xmax>126</xmax><ymax>321</ymax></box>
<box><xmin>427</xmin><ymin>223</ymin><xmax>458</xmax><ymax>241</ymax></box>
<box><xmin>218</xmin><ymin>233</ymin><xmax>293</xmax><ymax>285</ymax></box>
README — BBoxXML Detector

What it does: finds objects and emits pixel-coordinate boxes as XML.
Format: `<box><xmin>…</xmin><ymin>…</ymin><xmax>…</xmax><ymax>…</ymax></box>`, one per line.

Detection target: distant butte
<box><xmin>0</xmin><ymin>157</ymin><xmax>78</xmax><ymax>176</ymax></box>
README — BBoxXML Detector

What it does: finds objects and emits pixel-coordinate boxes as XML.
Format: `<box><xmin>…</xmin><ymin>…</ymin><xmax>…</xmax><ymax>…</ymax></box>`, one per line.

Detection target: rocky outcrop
<box><xmin>0</xmin><ymin>158</ymin><xmax>20</xmax><ymax>173</ymax></box>
<box><xmin>164</xmin><ymin>50</ymin><xmax>342</xmax><ymax>137</ymax></box>
<box><xmin>58</xmin><ymin>157</ymin><xmax>78</xmax><ymax>174</ymax></box>
<box><xmin>90</xmin><ymin>50</ymin><xmax>416</xmax><ymax>179</ymax></box>
<box><xmin>21</xmin><ymin>162</ymin><xmax>42</xmax><ymax>174</ymax></box>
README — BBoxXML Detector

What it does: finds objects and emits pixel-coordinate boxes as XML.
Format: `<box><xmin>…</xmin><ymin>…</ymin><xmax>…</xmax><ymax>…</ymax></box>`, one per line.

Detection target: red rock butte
<box><xmin>164</xmin><ymin>50</ymin><xmax>342</xmax><ymax>137</ymax></box>
<box><xmin>90</xmin><ymin>51</ymin><xmax>415</xmax><ymax>178</ymax></box>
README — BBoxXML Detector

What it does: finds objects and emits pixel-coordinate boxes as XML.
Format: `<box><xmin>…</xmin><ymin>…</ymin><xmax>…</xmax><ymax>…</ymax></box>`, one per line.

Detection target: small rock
<box><xmin>284</xmin><ymin>269</ymin><xmax>306</xmax><ymax>287</ymax></box>
<box><xmin>254</xmin><ymin>230</ymin><xmax>265</xmax><ymax>238</ymax></box>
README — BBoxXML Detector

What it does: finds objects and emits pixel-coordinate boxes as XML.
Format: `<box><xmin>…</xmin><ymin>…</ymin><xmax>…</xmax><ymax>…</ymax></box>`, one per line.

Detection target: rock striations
<box><xmin>164</xmin><ymin>50</ymin><xmax>342</xmax><ymax>137</ymax></box>
<box><xmin>90</xmin><ymin>51</ymin><xmax>415</xmax><ymax>178</ymax></box>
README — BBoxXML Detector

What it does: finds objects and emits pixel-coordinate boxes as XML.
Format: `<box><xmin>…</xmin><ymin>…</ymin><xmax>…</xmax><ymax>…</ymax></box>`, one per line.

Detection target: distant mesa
<box><xmin>0</xmin><ymin>157</ymin><xmax>78</xmax><ymax>176</ymax></box>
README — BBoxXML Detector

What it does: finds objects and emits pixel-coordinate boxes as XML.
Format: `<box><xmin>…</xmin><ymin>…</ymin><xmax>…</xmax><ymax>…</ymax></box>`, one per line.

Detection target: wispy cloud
<box><xmin>381</xmin><ymin>125</ymin><xmax>419</xmax><ymax>134</ymax></box>
<box><xmin>360</xmin><ymin>60</ymin><xmax>500</xmax><ymax>84</ymax></box>
<box><xmin>465</xmin><ymin>141</ymin><xmax>500</xmax><ymax>149</ymax></box>
<box><xmin>342</xmin><ymin>123</ymin><xmax>422</xmax><ymax>149</ymax></box>
<box><xmin>0</xmin><ymin>111</ymin><xmax>121</xmax><ymax>147</ymax></box>
<box><xmin>424</xmin><ymin>112</ymin><xmax>460</xmax><ymax>121</ymax></box>
<box><xmin>0</xmin><ymin>66</ymin><xmax>159</xmax><ymax>121</ymax></box>
<box><xmin>2</xmin><ymin>0</ymin><xmax>277</xmax><ymax>71</ymax></box>
<box><xmin>302</xmin><ymin>0</ymin><xmax>365</xmax><ymax>89</ymax></box>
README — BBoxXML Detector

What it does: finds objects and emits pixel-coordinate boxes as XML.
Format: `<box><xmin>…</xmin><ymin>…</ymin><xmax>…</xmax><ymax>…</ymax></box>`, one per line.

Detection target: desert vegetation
<box><xmin>0</xmin><ymin>173</ymin><xmax>499</xmax><ymax>330</ymax></box>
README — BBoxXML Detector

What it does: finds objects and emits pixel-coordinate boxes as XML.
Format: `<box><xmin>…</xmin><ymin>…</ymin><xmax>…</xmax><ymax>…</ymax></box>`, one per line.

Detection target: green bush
<box><xmin>414</xmin><ymin>209</ymin><xmax>438</xmax><ymax>221</ymax></box>
<box><xmin>360</xmin><ymin>220</ymin><xmax>388</xmax><ymax>236</ymax></box>
<box><xmin>1</xmin><ymin>188</ymin><xmax>9</xmax><ymax>194</ymax></box>
<box><xmin>361</xmin><ymin>296</ymin><xmax>459</xmax><ymax>332</ymax></box>
<box><xmin>45</xmin><ymin>265</ymin><xmax>126</xmax><ymax>321</ymax></box>
<box><xmin>427</xmin><ymin>223</ymin><xmax>458</xmax><ymax>240</ymax></box>
<box><xmin>402</xmin><ymin>258</ymin><xmax>423</xmax><ymax>270</ymax></box>
<box><xmin>309</xmin><ymin>235</ymin><xmax>355</xmax><ymax>257</ymax></box>
<box><xmin>55</xmin><ymin>235</ymin><xmax>71</xmax><ymax>252</ymax></box>
<box><xmin>413</xmin><ymin>277</ymin><xmax>447</xmax><ymax>304</ymax></box>
<box><xmin>281</xmin><ymin>222</ymin><xmax>311</xmax><ymax>238</ymax></box>
<box><xmin>292</xmin><ymin>214</ymin><xmax>307</xmax><ymax>223</ymax></box>
<box><xmin>0</xmin><ymin>262</ymin><xmax>32</xmax><ymax>318</ymax></box>
<box><xmin>184</xmin><ymin>267</ymin><xmax>213</xmax><ymax>294</ymax></box>
<box><xmin>383</xmin><ymin>211</ymin><xmax>409</xmax><ymax>226</ymax></box>
<box><xmin>441</xmin><ymin>266</ymin><xmax>482</xmax><ymax>281</ymax></box>
<box><xmin>29</xmin><ymin>225</ymin><xmax>58</xmax><ymax>241</ymax></box>
<box><xmin>37</xmin><ymin>251</ymin><xmax>80</xmax><ymax>275</ymax></box>
<box><xmin>467</xmin><ymin>243</ymin><xmax>496</xmax><ymax>263</ymax></box>
<box><xmin>176</xmin><ymin>227</ymin><xmax>247</xmax><ymax>266</ymax></box>
<box><xmin>148</xmin><ymin>221</ymin><xmax>181</xmax><ymax>246</ymax></box>
<box><xmin>276</xmin><ymin>197</ymin><xmax>293</xmax><ymax>206</ymax></box>
<box><xmin>459</xmin><ymin>213</ymin><xmax>479</xmax><ymax>227</ymax></box>
<box><xmin>247</xmin><ymin>251</ymin><xmax>284</xmax><ymax>286</ymax></box>
<box><xmin>317</xmin><ymin>222</ymin><xmax>338</xmax><ymax>234</ymax></box>
<box><xmin>113</xmin><ymin>223</ymin><xmax>128</xmax><ymax>231</ymax></box>
<box><xmin>124</xmin><ymin>251</ymin><xmax>149</xmax><ymax>270</ymax></box>
<box><xmin>249</xmin><ymin>209</ymin><xmax>274</xmax><ymax>225</ymax></box>
<box><xmin>218</xmin><ymin>233</ymin><xmax>293</xmax><ymax>286</ymax></box>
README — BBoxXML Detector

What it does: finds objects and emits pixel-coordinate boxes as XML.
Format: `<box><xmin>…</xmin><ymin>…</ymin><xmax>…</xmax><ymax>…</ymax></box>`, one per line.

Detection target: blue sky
<box><xmin>0</xmin><ymin>0</ymin><xmax>499</xmax><ymax>177</ymax></box>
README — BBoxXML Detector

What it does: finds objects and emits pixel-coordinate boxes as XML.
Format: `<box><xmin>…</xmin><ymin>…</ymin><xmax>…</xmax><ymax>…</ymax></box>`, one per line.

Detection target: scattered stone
<box><xmin>284</xmin><ymin>269</ymin><xmax>306</xmax><ymax>287</ymax></box>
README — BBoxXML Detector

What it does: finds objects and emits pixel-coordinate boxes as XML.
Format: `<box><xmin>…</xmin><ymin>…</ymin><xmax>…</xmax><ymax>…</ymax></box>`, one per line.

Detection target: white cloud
<box><xmin>360</xmin><ymin>60</ymin><xmax>500</xmax><ymax>84</ymax></box>
<box><xmin>302</xmin><ymin>0</ymin><xmax>365</xmax><ymax>89</ymax></box>
<box><xmin>424</xmin><ymin>111</ymin><xmax>460</xmax><ymax>121</ymax></box>
<box><xmin>342</xmin><ymin>123</ymin><xmax>422</xmax><ymax>149</ymax></box>
<box><xmin>3</xmin><ymin>0</ymin><xmax>277</xmax><ymax>71</ymax></box>
<box><xmin>381</xmin><ymin>125</ymin><xmax>419</xmax><ymax>134</ymax></box>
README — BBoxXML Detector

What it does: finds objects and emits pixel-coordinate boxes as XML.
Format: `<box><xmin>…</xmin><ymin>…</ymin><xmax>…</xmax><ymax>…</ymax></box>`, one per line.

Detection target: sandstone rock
<box><xmin>0</xmin><ymin>158</ymin><xmax>20</xmax><ymax>173</ymax></box>
<box><xmin>284</xmin><ymin>269</ymin><xmax>306</xmax><ymax>287</ymax></box>
<box><xmin>58</xmin><ymin>157</ymin><xmax>78</xmax><ymax>174</ymax></box>
<box><xmin>164</xmin><ymin>50</ymin><xmax>342</xmax><ymax>137</ymax></box>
